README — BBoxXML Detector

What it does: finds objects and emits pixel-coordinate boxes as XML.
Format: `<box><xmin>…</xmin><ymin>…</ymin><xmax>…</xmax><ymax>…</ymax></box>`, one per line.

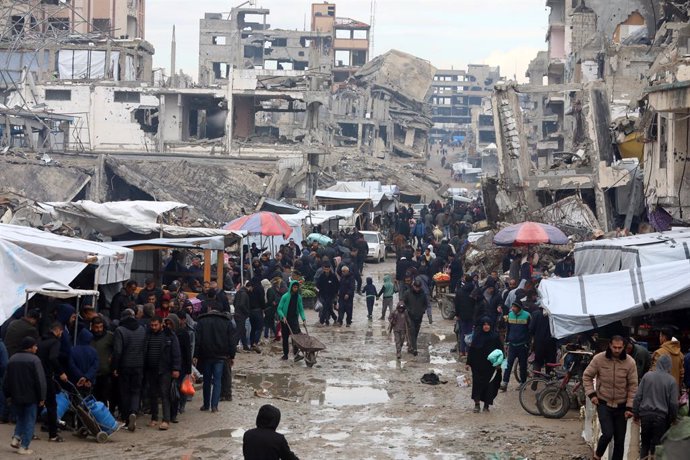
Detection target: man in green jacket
<box><xmin>277</xmin><ymin>281</ymin><xmax>307</xmax><ymax>362</ymax></box>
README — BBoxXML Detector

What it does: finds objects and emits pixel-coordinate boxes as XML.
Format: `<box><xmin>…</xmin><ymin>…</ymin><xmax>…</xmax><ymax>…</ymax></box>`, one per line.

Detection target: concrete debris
<box><xmin>0</xmin><ymin>157</ymin><xmax>90</xmax><ymax>203</ymax></box>
<box><xmin>103</xmin><ymin>157</ymin><xmax>265</xmax><ymax>225</ymax></box>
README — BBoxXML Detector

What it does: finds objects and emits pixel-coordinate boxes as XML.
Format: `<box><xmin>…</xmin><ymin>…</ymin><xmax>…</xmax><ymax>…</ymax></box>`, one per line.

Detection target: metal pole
<box><xmin>74</xmin><ymin>295</ymin><xmax>80</xmax><ymax>346</ymax></box>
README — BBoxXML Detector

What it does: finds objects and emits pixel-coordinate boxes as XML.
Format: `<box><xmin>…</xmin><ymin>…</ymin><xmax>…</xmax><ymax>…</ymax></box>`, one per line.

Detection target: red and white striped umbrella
<box><xmin>493</xmin><ymin>222</ymin><xmax>568</xmax><ymax>246</ymax></box>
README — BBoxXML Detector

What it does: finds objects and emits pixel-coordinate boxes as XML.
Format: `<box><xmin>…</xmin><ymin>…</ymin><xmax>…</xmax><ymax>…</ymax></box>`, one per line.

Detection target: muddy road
<box><xmin>0</xmin><ymin>260</ymin><xmax>591</xmax><ymax>459</ymax></box>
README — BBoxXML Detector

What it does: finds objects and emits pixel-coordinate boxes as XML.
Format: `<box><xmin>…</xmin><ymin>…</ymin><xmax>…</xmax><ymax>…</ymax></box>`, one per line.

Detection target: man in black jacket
<box><xmin>112</xmin><ymin>308</ymin><xmax>146</xmax><ymax>431</ymax></box>
<box><xmin>243</xmin><ymin>404</ymin><xmax>299</xmax><ymax>460</ymax></box>
<box><xmin>4</xmin><ymin>337</ymin><xmax>46</xmax><ymax>455</ymax></box>
<box><xmin>165</xmin><ymin>314</ymin><xmax>191</xmax><ymax>423</ymax></box>
<box><xmin>143</xmin><ymin>316</ymin><xmax>180</xmax><ymax>431</ymax></box>
<box><xmin>109</xmin><ymin>280</ymin><xmax>137</xmax><ymax>321</ymax></box>
<box><xmin>233</xmin><ymin>283</ymin><xmax>251</xmax><ymax>351</ymax></box>
<box><xmin>194</xmin><ymin>307</ymin><xmax>236</xmax><ymax>413</ymax></box>
<box><xmin>337</xmin><ymin>266</ymin><xmax>356</xmax><ymax>327</ymax></box>
<box><xmin>401</xmin><ymin>280</ymin><xmax>429</xmax><ymax>356</ymax></box>
<box><xmin>4</xmin><ymin>309</ymin><xmax>40</xmax><ymax>357</ymax></box>
<box><xmin>315</xmin><ymin>262</ymin><xmax>339</xmax><ymax>326</ymax></box>
<box><xmin>37</xmin><ymin>322</ymin><xmax>68</xmax><ymax>442</ymax></box>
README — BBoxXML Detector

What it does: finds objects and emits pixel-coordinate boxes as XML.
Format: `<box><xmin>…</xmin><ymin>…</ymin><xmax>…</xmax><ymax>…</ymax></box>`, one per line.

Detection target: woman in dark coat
<box><xmin>466</xmin><ymin>316</ymin><xmax>504</xmax><ymax>413</ymax></box>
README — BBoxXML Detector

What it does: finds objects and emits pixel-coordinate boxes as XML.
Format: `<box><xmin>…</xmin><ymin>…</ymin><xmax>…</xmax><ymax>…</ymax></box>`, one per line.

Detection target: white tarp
<box><xmin>0</xmin><ymin>224</ymin><xmax>133</xmax><ymax>284</ymax></box>
<box><xmin>58</xmin><ymin>50</ymin><xmax>106</xmax><ymax>80</ymax></box>
<box><xmin>539</xmin><ymin>259</ymin><xmax>690</xmax><ymax>339</ymax></box>
<box><xmin>43</xmin><ymin>200</ymin><xmax>189</xmax><ymax>236</ymax></box>
<box><xmin>0</xmin><ymin>240</ymin><xmax>87</xmax><ymax>324</ymax></box>
<box><xmin>574</xmin><ymin>229</ymin><xmax>690</xmax><ymax>275</ymax></box>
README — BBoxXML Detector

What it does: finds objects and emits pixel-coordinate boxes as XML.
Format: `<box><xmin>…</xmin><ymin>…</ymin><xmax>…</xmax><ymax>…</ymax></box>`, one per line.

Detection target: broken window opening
<box><xmin>353</xmin><ymin>29</ymin><xmax>368</xmax><ymax>40</ymax></box>
<box><xmin>335</xmin><ymin>29</ymin><xmax>351</xmax><ymax>39</ymax></box>
<box><xmin>478</xmin><ymin>130</ymin><xmax>496</xmax><ymax>143</ymax></box>
<box><xmin>48</xmin><ymin>17</ymin><xmax>70</xmax><ymax>33</ymax></box>
<box><xmin>10</xmin><ymin>16</ymin><xmax>24</xmax><ymax>35</ymax></box>
<box><xmin>300</xmin><ymin>38</ymin><xmax>312</xmax><ymax>47</ymax></box>
<box><xmin>277</xmin><ymin>61</ymin><xmax>293</xmax><ymax>71</ymax></box>
<box><xmin>212</xmin><ymin>62</ymin><xmax>230</xmax><ymax>79</ymax></box>
<box><xmin>213</xmin><ymin>36</ymin><xmax>227</xmax><ymax>45</ymax></box>
<box><xmin>351</xmin><ymin>50</ymin><xmax>367</xmax><ymax>67</ymax></box>
<box><xmin>93</xmin><ymin>18</ymin><xmax>112</xmax><ymax>35</ymax></box>
<box><xmin>264</xmin><ymin>60</ymin><xmax>278</xmax><ymax>70</ymax></box>
<box><xmin>45</xmin><ymin>89</ymin><xmax>71</xmax><ymax>101</ymax></box>
<box><xmin>133</xmin><ymin>108</ymin><xmax>159</xmax><ymax>133</ymax></box>
<box><xmin>338</xmin><ymin>123</ymin><xmax>358</xmax><ymax>144</ymax></box>
<box><xmin>114</xmin><ymin>91</ymin><xmax>141</xmax><ymax>103</ymax></box>
<box><xmin>335</xmin><ymin>50</ymin><xmax>350</xmax><ymax>67</ymax></box>
<box><xmin>659</xmin><ymin>115</ymin><xmax>667</xmax><ymax>168</ymax></box>
<box><xmin>271</xmin><ymin>38</ymin><xmax>287</xmax><ymax>47</ymax></box>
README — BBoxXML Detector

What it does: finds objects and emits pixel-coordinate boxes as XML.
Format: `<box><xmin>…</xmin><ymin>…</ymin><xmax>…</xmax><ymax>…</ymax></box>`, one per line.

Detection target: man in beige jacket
<box><xmin>651</xmin><ymin>327</ymin><xmax>684</xmax><ymax>390</ymax></box>
<box><xmin>583</xmin><ymin>335</ymin><xmax>638</xmax><ymax>460</ymax></box>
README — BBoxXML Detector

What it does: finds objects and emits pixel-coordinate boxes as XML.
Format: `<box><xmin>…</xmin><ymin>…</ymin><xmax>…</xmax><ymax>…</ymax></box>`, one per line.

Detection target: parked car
<box><xmin>360</xmin><ymin>231</ymin><xmax>386</xmax><ymax>262</ymax></box>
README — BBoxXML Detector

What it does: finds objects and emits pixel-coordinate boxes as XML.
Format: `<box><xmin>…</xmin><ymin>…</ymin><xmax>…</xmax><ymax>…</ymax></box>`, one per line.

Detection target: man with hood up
<box><xmin>277</xmin><ymin>281</ymin><xmax>306</xmax><ymax>362</ymax></box>
<box><xmin>337</xmin><ymin>266</ymin><xmax>356</xmax><ymax>327</ymax></box>
<box><xmin>377</xmin><ymin>274</ymin><xmax>396</xmax><ymax>320</ymax></box>
<box><xmin>243</xmin><ymin>404</ymin><xmax>299</xmax><ymax>460</ymax></box>
<box><xmin>651</xmin><ymin>327</ymin><xmax>684</xmax><ymax>390</ymax></box>
<box><xmin>112</xmin><ymin>308</ymin><xmax>146</xmax><ymax>431</ymax></box>
<box><xmin>633</xmin><ymin>354</ymin><xmax>679</xmax><ymax>459</ymax></box>
<box><xmin>68</xmin><ymin>328</ymin><xmax>98</xmax><ymax>391</ymax></box>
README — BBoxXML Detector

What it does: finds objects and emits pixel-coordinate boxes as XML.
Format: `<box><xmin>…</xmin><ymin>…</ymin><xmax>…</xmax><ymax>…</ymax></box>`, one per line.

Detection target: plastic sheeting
<box><xmin>58</xmin><ymin>50</ymin><xmax>107</xmax><ymax>80</ymax></box>
<box><xmin>0</xmin><ymin>239</ymin><xmax>87</xmax><ymax>324</ymax></box>
<box><xmin>574</xmin><ymin>229</ymin><xmax>690</xmax><ymax>275</ymax></box>
<box><xmin>539</xmin><ymin>259</ymin><xmax>690</xmax><ymax>339</ymax></box>
<box><xmin>0</xmin><ymin>223</ymin><xmax>133</xmax><ymax>284</ymax></box>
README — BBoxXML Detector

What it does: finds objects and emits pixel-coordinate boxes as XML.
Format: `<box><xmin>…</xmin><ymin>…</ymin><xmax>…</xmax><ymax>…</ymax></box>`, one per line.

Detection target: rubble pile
<box><xmin>0</xmin><ymin>156</ymin><xmax>91</xmax><ymax>203</ymax></box>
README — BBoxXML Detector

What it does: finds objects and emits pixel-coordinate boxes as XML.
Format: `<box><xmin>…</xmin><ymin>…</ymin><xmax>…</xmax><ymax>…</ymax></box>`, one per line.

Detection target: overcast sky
<box><xmin>146</xmin><ymin>0</ymin><xmax>549</xmax><ymax>82</ymax></box>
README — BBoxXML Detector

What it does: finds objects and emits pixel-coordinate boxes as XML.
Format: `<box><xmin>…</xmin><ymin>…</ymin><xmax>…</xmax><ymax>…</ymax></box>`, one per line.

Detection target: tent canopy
<box><xmin>0</xmin><ymin>223</ymin><xmax>133</xmax><ymax>284</ymax></box>
<box><xmin>1</xmin><ymin>239</ymin><xmax>88</xmax><ymax>324</ymax></box>
<box><xmin>539</xmin><ymin>259</ymin><xmax>690</xmax><ymax>339</ymax></box>
<box><xmin>574</xmin><ymin>228</ymin><xmax>690</xmax><ymax>275</ymax></box>
<box><xmin>42</xmin><ymin>200</ymin><xmax>189</xmax><ymax>237</ymax></box>
<box><xmin>315</xmin><ymin>182</ymin><xmax>396</xmax><ymax>211</ymax></box>
<box><xmin>111</xmin><ymin>233</ymin><xmax>245</xmax><ymax>252</ymax></box>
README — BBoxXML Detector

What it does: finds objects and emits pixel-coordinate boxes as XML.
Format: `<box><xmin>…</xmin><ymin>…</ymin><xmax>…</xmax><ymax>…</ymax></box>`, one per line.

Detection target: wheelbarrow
<box><xmin>285</xmin><ymin>322</ymin><xmax>326</xmax><ymax>367</ymax></box>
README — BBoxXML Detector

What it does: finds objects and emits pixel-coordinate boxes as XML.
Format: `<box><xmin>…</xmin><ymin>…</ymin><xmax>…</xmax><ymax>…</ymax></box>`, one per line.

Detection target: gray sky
<box><xmin>147</xmin><ymin>0</ymin><xmax>549</xmax><ymax>82</ymax></box>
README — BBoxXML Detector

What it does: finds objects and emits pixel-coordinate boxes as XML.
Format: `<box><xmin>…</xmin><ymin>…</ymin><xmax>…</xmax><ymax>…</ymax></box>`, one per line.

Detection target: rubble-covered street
<box><xmin>0</xmin><ymin>261</ymin><xmax>590</xmax><ymax>460</ymax></box>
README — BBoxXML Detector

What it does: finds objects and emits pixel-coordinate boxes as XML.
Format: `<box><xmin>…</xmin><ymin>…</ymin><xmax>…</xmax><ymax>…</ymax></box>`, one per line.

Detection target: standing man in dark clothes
<box><xmin>195</xmin><ymin>305</ymin><xmax>236</xmax><ymax>412</ymax></box>
<box><xmin>315</xmin><ymin>262</ymin><xmax>339</xmax><ymax>326</ymax></box>
<box><xmin>37</xmin><ymin>322</ymin><xmax>68</xmax><ymax>443</ymax></box>
<box><xmin>454</xmin><ymin>276</ymin><xmax>477</xmax><ymax>358</ymax></box>
<box><xmin>401</xmin><ymin>280</ymin><xmax>429</xmax><ymax>356</ymax></box>
<box><xmin>277</xmin><ymin>281</ymin><xmax>307</xmax><ymax>361</ymax></box>
<box><xmin>529</xmin><ymin>305</ymin><xmax>557</xmax><ymax>375</ymax></box>
<box><xmin>337</xmin><ymin>266</ymin><xmax>356</xmax><ymax>327</ymax></box>
<box><xmin>633</xmin><ymin>354</ymin><xmax>679</xmax><ymax>459</ymax></box>
<box><xmin>143</xmin><ymin>316</ymin><xmax>180</xmax><ymax>431</ymax></box>
<box><xmin>110</xmin><ymin>280</ymin><xmax>137</xmax><ymax>321</ymax></box>
<box><xmin>136</xmin><ymin>278</ymin><xmax>163</xmax><ymax>306</ymax></box>
<box><xmin>233</xmin><ymin>282</ymin><xmax>251</xmax><ymax>351</ymax></box>
<box><xmin>347</xmin><ymin>248</ymin><xmax>363</xmax><ymax>294</ymax></box>
<box><xmin>112</xmin><ymin>308</ymin><xmax>146</xmax><ymax>431</ymax></box>
<box><xmin>395</xmin><ymin>257</ymin><xmax>414</xmax><ymax>290</ymax></box>
<box><xmin>354</xmin><ymin>234</ymin><xmax>369</xmax><ymax>276</ymax></box>
<box><xmin>243</xmin><ymin>404</ymin><xmax>299</xmax><ymax>460</ymax></box>
<box><xmin>248</xmin><ymin>280</ymin><xmax>266</xmax><ymax>353</ymax></box>
<box><xmin>4</xmin><ymin>309</ymin><xmax>40</xmax><ymax>357</ymax></box>
<box><xmin>500</xmin><ymin>299</ymin><xmax>531</xmax><ymax>391</ymax></box>
<box><xmin>4</xmin><ymin>337</ymin><xmax>46</xmax><ymax>455</ymax></box>
<box><xmin>90</xmin><ymin>316</ymin><xmax>115</xmax><ymax>409</ymax></box>
<box><xmin>165</xmin><ymin>314</ymin><xmax>191</xmax><ymax>423</ymax></box>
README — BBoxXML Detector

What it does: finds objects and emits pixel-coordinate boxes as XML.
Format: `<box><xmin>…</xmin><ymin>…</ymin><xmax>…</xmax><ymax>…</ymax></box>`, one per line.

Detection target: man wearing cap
<box><xmin>4</xmin><ymin>336</ymin><xmax>46</xmax><ymax>455</ymax></box>
<box><xmin>4</xmin><ymin>309</ymin><xmax>40</xmax><ymax>357</ymax></box>
<box><xmin>315</xmin><ymin>262</ymin><xmax>339</xmax><ymax>326</ymax></box>
<box><xmin>401</xmin><ymin>280</ymin><xmax>430</xmax><ymax>356</ymax></box>
<box><xmin>337</xmin><ymin>266</ymin><xmax>356</xmax><ymax>327</ymax></box>
<box><xmin>500</xmin><ymin>299</ymin><xmax>531</xmax><ymax>391</ymax></box>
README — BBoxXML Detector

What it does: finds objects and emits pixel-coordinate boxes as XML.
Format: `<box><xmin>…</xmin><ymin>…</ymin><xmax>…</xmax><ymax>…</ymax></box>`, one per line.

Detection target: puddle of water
<box><xmin>310</xmin><ymin>380</ymin><xmax>390</xmax><ymax>406</ymax></box>
<box><xmin>195</xmin><ymin>428</ymin><xmax>236</xmax><ymax>439</ymax></box>
<box><xmin>429</xmin><ymin>354</ymin><xmax>456</xmax><ymax>365</ymax></box>
<box><xmin>241</xmin><ymin>372</ymin><xmax>325</xmax><ymax>399</ymax></box>
<box><xmin>320</xmin><ymin>432</ymin><xmax>351</xmax><ymax>441</ymax></box>
<box><xmin>230</xmin><ymin>428</ymin><xmax>246</xmax><ymax>438</ymax></box>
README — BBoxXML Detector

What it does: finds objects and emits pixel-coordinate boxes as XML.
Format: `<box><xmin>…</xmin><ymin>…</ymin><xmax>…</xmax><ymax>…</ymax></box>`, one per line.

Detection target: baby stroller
<box><xmin>61</xmin><ymin>380</ymin><xmax>121</xmax><ymax>443</ymax></box>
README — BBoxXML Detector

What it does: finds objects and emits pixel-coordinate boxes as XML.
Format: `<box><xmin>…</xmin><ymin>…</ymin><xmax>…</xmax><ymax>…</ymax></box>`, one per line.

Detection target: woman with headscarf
<box><xmin>466</xmin><ymin>316</ymin><xmax>504</xmax><ymax>413</ymax></box>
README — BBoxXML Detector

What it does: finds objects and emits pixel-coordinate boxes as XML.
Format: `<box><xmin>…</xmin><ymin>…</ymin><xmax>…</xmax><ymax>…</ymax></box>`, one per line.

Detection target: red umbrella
<box><xmin>493</xmin><ymin>222</ymin><xmax>568</xmax><ymax>246</ymax></box>
<box><xmin>223</xmin><ymin>212</ymin><xmax>293</xmax><ymax>238</ymax></box>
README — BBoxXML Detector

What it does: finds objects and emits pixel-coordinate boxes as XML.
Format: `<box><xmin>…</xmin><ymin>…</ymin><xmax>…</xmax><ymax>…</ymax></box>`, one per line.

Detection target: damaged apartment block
<box><xmin>486</xmin><ymin>0</ymin><xmax>665</xmax><ymax>233</ymax></box>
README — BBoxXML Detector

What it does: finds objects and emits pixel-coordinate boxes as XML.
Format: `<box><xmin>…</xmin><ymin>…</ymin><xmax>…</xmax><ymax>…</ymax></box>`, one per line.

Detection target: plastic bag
<box><xmin>456</xmin><ymin>374</ymin><xmax>471</xmax><ymax>387</ymax></box>
<box><xmin>170</xmin><ymin>379</ymin><xmax>181</xmax><ymax>403</ymax></box>
<box><xmin>314</xmin><ymin>299</ymin><xmax>323</xmax><ymax>312</ymax></box>
<box><xmin>180</xmin><ymin>375</ymin><xmax>195</xmax><ymax>397</ymax></box>
<box><xmin>464</xmin><ymin>332</ymin><xmax>473</xmax><ymax>346</ymax></box>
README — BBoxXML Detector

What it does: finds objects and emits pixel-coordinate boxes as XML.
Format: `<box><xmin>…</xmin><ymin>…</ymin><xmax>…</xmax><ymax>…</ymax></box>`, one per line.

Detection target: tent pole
<box><xmin>74</xmin><ymin>295</ymin><xmax>80</xmax><ymax>346</ymax></box>
<box><xmin>240</xmin><ymin>236</ymin><xmax>244</xmax><ymax>288</ymax></box>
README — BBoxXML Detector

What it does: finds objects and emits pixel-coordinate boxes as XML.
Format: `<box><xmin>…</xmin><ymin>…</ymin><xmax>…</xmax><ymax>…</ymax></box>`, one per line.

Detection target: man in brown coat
<box><xmin>651</xmin><ymin>327</ymin><xmax>684</xmax><ymax>390</ymax></box>
<box><xmin>583</xmin><ymin>335</ymin><xmax>638</xmax><ymax>460</ymax></box>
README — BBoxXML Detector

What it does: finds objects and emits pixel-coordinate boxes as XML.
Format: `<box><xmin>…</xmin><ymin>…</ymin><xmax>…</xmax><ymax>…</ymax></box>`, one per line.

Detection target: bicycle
<box><xmin>518</xmin><ymin>363</ymin><xmax>563</xmax><ymax>416</ymax></box>
<box><xmin>536</xmin><ymin>350</ymin><xmax>593</xmax><ymax>419</ymax></box>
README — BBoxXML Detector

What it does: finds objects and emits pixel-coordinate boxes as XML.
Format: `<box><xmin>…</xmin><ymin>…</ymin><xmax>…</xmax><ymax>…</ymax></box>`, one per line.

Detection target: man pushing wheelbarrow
<box><xmin>277</xmin><ymin>280</ymin><xmax>326</xmax><ymax>367</ymax></box>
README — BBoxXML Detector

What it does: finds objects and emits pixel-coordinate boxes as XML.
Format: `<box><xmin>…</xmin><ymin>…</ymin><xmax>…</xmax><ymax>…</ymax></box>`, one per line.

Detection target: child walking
<box><xmin>388</xmin><ymin>302</ymin><xmax>408</xmax><ymax>359</ymax></box>
<box><xmin>362</xmin><ymin>277</ymin><xmax>378</xmax><ymax>321</ymax></box>
<box><xmin>376</xmin><ymin>274</ymin><xmax>396</xmax><ymax>320</ymax></box>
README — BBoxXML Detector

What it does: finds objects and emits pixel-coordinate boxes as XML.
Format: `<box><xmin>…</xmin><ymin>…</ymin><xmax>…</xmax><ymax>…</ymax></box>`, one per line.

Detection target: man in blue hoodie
<box><xmin>68</xmin><ymin>329</ymin><xmax>98</xmax><ymax>392</ymax></box>
<box><xmin>633</xmin><ymin>354</ymin><xmax>679</xmax><ymax>459</ymax></box>
<box><xmin>500</xmin><ymin>299</ymin><xmax>531</xmax><ymax>391</ymax></box>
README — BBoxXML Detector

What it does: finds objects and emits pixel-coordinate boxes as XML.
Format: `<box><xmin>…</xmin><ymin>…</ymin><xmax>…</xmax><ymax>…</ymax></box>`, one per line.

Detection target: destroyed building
<box><xmin>486</xmin><ymin>0</ymin><xmax>666</xmax><ymax>233</ymax></box>
<box><xmin>330</xmin><ymin>49</ymin><xmax>436</xmax><ymax>159</ymax></box>
<box><xmin>429</xmin><ymin>65</ymin><xmax>501</xmax><ymax>153</ymax></box>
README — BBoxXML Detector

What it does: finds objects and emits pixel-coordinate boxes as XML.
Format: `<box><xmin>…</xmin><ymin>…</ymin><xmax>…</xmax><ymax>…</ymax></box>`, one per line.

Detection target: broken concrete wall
<box><xmin>0</xmin><ymin>157</ymin><xmax>90</xmax><ymax>202</ymax></box>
